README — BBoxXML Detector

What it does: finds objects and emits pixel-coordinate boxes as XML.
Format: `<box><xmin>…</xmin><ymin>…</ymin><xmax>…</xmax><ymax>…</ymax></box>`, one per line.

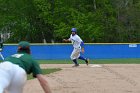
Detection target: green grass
<box><xmin>37</xmin><ymin>58</ymin><xmax>140</xmax><ymax>64</ymax></box>
<box><xmin>27</xmin><ymin>68</ymin><xmax>61</xmax><ymax>80</ymax></box>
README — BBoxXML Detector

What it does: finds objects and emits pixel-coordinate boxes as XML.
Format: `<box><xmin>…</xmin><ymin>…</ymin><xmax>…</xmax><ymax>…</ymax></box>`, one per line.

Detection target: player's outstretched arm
<box><xmin>63</xmin><ymin>39</ymin><xmax>70</xmax><ymax>42</ymax></box>
<box><xmin>36</xmin><ymin>74</ymin><xmax>52</xmax><ymax>93</ymax></box>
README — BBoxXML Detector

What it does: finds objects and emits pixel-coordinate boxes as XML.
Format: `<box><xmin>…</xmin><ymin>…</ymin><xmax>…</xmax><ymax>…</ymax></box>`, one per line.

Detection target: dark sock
<box><xmin>73</xmin><ymin>59</ymin><xmax>78</xmax><ymax>65</ymax></box>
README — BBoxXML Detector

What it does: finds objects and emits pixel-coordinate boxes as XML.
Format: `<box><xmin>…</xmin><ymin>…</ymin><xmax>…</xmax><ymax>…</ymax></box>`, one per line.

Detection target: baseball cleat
<box><xmin>72</xmin><ymin>64</ymin><xmax>79</xmax><ymax>67</ymax></box>
<box><xmin>85</xmin><ymin>58</ymin><xmax>89</xmax><ymax>66</ymax></box>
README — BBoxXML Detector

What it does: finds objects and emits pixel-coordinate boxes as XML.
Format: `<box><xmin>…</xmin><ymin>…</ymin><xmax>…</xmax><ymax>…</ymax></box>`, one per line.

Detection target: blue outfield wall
<box><xmin>1</xmin><ymin>43</ymin><xmax>140</xmax><ymax>60</ymax></box>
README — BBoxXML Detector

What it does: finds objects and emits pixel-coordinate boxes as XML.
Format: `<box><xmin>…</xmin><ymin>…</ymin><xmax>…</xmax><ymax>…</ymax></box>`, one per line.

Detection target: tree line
<box><xmin>0</xmin><ymin>0</ymin><xmax>140</xmax><ymax>43</ymax></box>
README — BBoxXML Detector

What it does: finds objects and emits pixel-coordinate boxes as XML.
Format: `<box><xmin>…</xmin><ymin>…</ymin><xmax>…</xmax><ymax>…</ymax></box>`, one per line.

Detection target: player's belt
<box><xmin>74</xmin><ymin>47</ymin><xmax>81</xmax><ymax>49</ymax></box>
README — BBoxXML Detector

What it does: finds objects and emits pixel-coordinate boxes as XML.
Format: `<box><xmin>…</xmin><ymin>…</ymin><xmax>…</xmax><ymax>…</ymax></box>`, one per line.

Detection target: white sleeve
<box><xmin>76</xmin><ymin>35</ymin><xmax>83</xmax><ymax>43</ymax></box>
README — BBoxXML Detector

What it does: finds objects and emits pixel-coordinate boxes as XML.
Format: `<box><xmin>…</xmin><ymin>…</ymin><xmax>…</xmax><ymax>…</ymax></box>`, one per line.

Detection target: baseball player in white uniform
<box><xmin>0</xmin><ymin>40</ymin><xmax>4</xmax><ymax>60</ymax></box>
<box><xmin>63</xmin><ymin>28</ymin><xmax>89</xmax><ymax>67</ymax></box>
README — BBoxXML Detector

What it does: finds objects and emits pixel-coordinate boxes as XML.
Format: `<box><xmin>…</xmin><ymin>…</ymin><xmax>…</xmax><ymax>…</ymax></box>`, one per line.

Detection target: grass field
<box><xmin>38</xmin><ymin>58</ymin><xmax>140</xmax><ymax>64</ymax></box>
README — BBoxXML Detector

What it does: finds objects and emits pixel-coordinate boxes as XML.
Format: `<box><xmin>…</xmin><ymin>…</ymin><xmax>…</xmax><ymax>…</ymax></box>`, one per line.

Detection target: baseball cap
<box><xmin>71</xmin><ymin>28</ymin><xmax>77</xmax><ymax>32</ymax></box>
<box><xmin>18</xmin><ymin>41</ymin><xmax>30</xmax><ymax>48</ymax></box>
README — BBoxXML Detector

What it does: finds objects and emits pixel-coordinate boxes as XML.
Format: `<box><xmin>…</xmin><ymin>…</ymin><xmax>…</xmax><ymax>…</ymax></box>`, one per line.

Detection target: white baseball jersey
<box><xmin>68</xmin><ymin>34</ymin><xmax>83</xmax><ymax>49</ymax></box>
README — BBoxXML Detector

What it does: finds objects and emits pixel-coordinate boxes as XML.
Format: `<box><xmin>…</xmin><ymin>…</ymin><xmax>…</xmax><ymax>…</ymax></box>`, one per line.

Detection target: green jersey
<box><xmin>5</xmin><ymin>52</ymin><xmax>42</xmax><ymax>77</ymax></box>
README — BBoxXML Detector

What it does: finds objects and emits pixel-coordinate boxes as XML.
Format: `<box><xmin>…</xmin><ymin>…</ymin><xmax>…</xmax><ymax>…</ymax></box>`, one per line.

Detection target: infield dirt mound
<box><xmin>24</xmin><ymin>64</ymin><xmax>140</xmax><ymax>93</ymax></box>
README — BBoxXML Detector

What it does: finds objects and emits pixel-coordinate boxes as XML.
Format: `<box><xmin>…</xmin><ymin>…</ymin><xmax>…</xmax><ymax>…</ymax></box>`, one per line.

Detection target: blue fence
<box><xmin>1</xmin><ymin>44</ymin><xmax>140</xmax><ymax>60</ymax></box>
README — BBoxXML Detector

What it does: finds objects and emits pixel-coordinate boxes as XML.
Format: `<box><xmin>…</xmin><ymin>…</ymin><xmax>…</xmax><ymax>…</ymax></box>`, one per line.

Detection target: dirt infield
<box><xmin>23</xmin><ymin>64</ymin><xmax>140</xmax><ymax>93</ymax></box>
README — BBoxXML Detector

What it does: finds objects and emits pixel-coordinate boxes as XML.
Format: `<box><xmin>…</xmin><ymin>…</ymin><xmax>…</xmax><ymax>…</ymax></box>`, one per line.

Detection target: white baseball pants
<box><xmin>0</xmin><ymin>62</ymin><xmax>27</xmax><ymax>93</ymax></box>
<box><xmin>70</xmin><ymin>47</ymin><xmax>81</xmax><ymax>60</ymax></box>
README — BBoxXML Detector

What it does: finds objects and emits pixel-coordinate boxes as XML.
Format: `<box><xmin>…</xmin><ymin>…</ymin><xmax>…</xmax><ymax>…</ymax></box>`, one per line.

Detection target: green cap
<box><xmin>18</xmin><ymin>41</ymin><xmax>30</xmax><ymax>48</ymax></box>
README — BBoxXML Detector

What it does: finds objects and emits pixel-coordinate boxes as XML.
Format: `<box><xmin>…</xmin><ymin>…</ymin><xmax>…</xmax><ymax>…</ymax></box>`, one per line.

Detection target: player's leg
<box><xmin>0</xmin><ymin>75</ymin><xmax>10</xmax><ymax>93</ymax></box>
<box><xmin>78</xmin><ymin>56</ymin><xmax>86</xmax><ymax>60</ymax></box>
<box><xmin>0</xmin><ymin>52</ymin><xmax>4</xmax><ymax>60</ymax></box>
<box><xmin>7</xmin><ymin>65</ymin><xmax>27</xmax><ymax>93</ymax></box>
<box><xmin>78</xmin><ymin>56</ymin><xmax>89</xmax><ymax>65</ymax></box>
<box><xmin>71</xmin><ymin>59</ymin><xmax>79</xmax><ymax>67</ymax></box>
<box><xmin>0</xmin><ymin>62</ymin><xmax>13</xmax><ymax>93</ymax></box>
<box><xmin>70</xmin><ymin>48</ymin><xmax>80</xmax><ymax>67</ymax></box>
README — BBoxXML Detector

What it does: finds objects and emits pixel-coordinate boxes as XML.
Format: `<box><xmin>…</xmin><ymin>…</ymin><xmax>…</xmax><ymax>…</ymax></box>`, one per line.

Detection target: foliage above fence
<box><xmin>0</xmin><ymin>0</ymin><xmax>140</xmax><ymax>43</ymax></box>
